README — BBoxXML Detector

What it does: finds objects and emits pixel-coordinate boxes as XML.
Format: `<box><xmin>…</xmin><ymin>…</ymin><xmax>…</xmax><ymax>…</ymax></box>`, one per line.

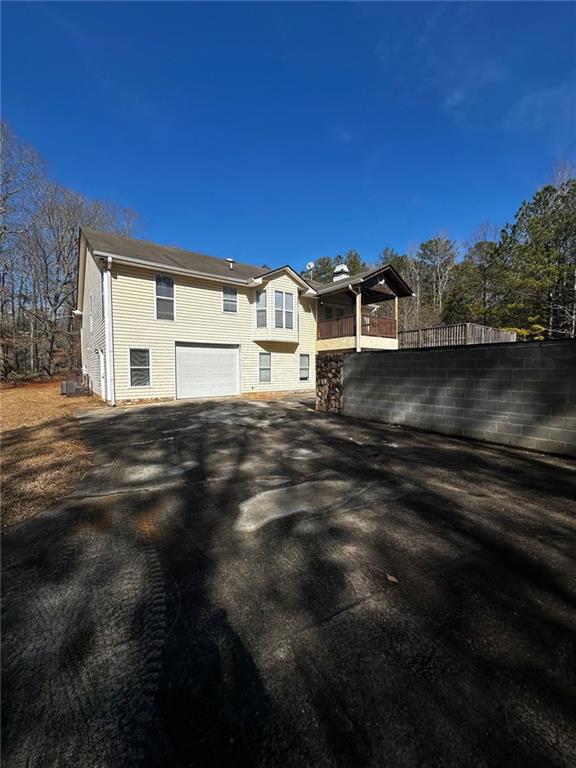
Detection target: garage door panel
<box><xmin>176</xmin><ymin>344</ymin><xmax>240</xmax><ymax>399</ymax></box>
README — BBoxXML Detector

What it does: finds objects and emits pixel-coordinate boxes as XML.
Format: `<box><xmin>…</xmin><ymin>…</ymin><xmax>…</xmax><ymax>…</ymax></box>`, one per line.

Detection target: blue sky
<box><xmin>2</xmin><ymin>2</ymin><xmax>575</xmax><ymax>269</ymax></box>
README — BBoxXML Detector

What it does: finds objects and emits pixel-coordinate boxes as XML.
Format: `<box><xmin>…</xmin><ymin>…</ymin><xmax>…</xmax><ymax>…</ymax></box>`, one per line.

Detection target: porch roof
<box><xmin>311</xmin><ymin>263</ymin><xmax>414</xmax><ymax>303</ymax></box>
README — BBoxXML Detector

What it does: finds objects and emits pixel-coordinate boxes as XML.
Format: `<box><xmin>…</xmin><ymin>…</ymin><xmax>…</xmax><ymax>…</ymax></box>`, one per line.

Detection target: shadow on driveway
<box><xmin>3</xmin><ymin>399</ymin><xmax>576</xmax><ymax>767</ymax></box>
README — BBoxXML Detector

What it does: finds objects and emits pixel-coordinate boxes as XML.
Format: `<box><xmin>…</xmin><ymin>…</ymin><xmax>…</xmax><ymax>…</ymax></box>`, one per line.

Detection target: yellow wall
<box><xmin>110</xmin><ymin>264</ymin><xmax>317</xmax><ymax>401</ymax></box>
<box><xmin>316</xmin><ymin>335</ymin><xmax>398</xmax><ymax>352</ymax></box>
<box><xmin>81</xmin><ymin>249</ymin><xmax>106</xmax><ymax>395</ymax></box>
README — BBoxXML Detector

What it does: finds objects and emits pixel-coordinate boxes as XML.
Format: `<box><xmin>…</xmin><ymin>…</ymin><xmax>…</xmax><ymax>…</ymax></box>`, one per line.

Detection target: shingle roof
<box><xmin>313</xmin><ymin>265</ymin><xmax>414</xmax><ymax>298</ymax></box>
<box><xmin>80</xmin><ymin>228</ymin><xmax>413</xmax><ymax>297</ymax></box>
<box><xmin>81</xmin><ymin>228</ymin><xmax>271</xmax><ymax>282</ymax></box>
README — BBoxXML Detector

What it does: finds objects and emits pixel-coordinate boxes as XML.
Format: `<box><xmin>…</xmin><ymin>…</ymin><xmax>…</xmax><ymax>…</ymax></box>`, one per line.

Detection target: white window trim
<box><xmin>256</xmin><ymin>289</ymin><xmax>267</xmax><ymax>328</ymax></box>
<box><xmin>258</xmin><ymin>351</ymin><xmax>272</xmax><ymax>383</ymax></box>
<box><xmin>274</xmin><ymin>290</ymin><xmax>284</xmax><ymax>329</ymax></box>
<box><xmin>274</xmin><ymin>290</ymin><xmax>296</xmax><ymax>330</ymax></box>
<box><xmin>223</xmin><ymin>286</ymin><xmax>238</xmax><ymax>313</ymax></box>
<box><xmin>89</xmin><ymin>296</ymin><xmax>93</xmax><ymax>333</ymax></box>
<box><xmin>128</xmin><ymin>347</ymin><xmax>152</xmax><ymax>388</ymax></box>
<box><xmin>154</xmin><ymin>272</ymin><xmax>176</xmax><ymax>320</ymax></box>
<box><xmin>155</xmin><ymin>274</ymin><xmax>176</xmax><ymax>321</ymax></box>
<box><xmin>285</xmin><ymin>291</ymin><xmax>295</xmax><ymax>330</ymax></box>
<box><xmin>299</xmin><ymin>353</ymin><xmax>310</xmax><ymax>381</ymax></box>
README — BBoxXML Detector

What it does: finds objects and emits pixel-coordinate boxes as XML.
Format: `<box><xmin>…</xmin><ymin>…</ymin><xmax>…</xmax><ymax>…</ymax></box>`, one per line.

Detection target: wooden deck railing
<box><xmin>317</xmin><ymin>314</ymin><xmax>396</xmax><ymax>340</ymax></box>
<box><xmin>398</xmin><ymin>323</ymin><xmax>517</xmax><ymax>349</ymax></box>
<box><xmin>361</xmin><ymin>315</ymin><xmax>396</xmax><ymax>338</ymax></box>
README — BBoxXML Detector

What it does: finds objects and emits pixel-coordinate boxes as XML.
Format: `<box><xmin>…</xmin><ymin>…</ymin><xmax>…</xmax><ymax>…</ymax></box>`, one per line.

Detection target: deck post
<box><xmin>355</xmin><ymin>290</ymin><xmax>362</xmax><ymax>352</ymax></box>
<box><xmin>394</xmin><ymin>296</ymin><xmax>399</xmax><ymax>335</ymax></box>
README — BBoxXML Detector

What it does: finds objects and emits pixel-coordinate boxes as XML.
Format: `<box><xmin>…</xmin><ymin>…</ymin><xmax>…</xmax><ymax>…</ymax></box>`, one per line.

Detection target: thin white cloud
<box><xmin>503</xmin><ymin>82</ymin><xmax>576</xmax><ymax>153</ymax></box>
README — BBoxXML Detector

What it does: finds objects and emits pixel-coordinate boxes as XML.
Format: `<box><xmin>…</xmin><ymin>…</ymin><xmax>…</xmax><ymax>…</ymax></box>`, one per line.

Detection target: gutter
<box><xmin>92</xmin><ymin>249</ymin><xmax>258</xmax><ymax>287</ymax></box>
<box><xmin>102</xmin><ymin>256</ymin><xmax>116</xmax><ymax>406</ymax></box>
<box><xmin>92</xmin><ymin>249</ymin><xmax>318</xmax><ymax>295</ymax></box>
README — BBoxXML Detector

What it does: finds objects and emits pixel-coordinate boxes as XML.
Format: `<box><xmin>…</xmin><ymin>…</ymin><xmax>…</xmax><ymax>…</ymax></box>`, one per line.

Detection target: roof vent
<box><xmin>225</xmin><ymin>258</ymin><xmax>235</xmax><ymax>270</ymax></box>
<box><xmin>332</xmin><ymin>263</ymin><xmax>350</xmax><ymax>282</ymax></box>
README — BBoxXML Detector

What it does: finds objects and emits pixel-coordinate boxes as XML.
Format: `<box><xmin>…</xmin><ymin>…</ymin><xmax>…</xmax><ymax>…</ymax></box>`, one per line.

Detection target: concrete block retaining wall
<box><xmin>342</xmin><ymin>340</ymin><xmax>576</xmax><ymax>456</ymax></box>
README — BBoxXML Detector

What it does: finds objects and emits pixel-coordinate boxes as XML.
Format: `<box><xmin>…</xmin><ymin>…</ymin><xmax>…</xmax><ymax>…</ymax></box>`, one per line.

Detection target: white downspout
<box><xmin>103</xmin><ymin>256</ymin><xmax>116</xmax><ymax>406</ymax></box>
<box><xmin>348</xmin><ymin>286</ymin><xmax>362</xmax><ymax>352</ymax></box>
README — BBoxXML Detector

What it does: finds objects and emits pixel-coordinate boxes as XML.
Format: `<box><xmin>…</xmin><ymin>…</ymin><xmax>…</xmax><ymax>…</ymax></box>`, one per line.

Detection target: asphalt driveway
<box><xmin>3</xmin><ymin>398</ymin><xmax>576</xmax><ymax>768</ymax></box>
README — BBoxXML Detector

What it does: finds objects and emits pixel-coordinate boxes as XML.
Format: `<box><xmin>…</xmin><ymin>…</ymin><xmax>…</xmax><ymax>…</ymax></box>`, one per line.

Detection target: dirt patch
<box><xmin>0</xmin><ymin>381</ymin><xmax>103</xmax><ymax>528</ymax></box>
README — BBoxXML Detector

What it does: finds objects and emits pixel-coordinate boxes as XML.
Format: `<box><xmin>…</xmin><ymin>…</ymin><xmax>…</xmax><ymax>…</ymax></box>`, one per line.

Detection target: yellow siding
<box><xmin>111</xmin><ymin>265</ymin><xmax>317</xmax><ymax>401</ymax></box>
<box><xmin>81</xmin><ymin>249</ymin><xmax>106</xmax><ymax>395</ymax></box>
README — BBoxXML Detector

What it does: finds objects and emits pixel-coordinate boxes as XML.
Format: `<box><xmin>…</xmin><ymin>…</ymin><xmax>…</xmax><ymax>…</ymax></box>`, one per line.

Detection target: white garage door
<box><xmin>176</xmin><ymin>343</ymin><xmax>240</xmax><ymax>399</ymax></box>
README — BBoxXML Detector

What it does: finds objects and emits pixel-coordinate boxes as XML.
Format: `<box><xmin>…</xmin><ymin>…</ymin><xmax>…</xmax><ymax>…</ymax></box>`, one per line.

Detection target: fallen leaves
<box><xmin>1</xmin><ymin>381</ymin><xmax>103</xmax><ymax>528</ymax></box>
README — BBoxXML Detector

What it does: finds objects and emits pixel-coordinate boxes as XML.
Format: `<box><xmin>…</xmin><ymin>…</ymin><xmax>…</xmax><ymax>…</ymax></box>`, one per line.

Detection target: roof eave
<box><xmin>317</xmin><ymin>264</ymin><xmax>413</xmax><ymax>298</ymax></box>
<box><xmin>91</xmin><ymin>249</ymin><xmax>257</xmax><ymax>286</ymax></box>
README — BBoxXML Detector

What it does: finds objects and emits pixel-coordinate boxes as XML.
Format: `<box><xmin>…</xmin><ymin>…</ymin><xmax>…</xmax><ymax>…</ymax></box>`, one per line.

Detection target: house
<box><xmin>76</xmin><ymin>228</ymin><xmax>413</xmax><ymax>404</ymax></box>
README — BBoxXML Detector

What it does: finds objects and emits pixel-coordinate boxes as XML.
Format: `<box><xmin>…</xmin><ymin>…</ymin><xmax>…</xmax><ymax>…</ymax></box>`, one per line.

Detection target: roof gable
<box><xmin>258</xmin><ymin>265</ymin><xmax>316</xmax><ymax>293</ymax></box>
<box><xmin>314</xmin><ymin>264</ymin><xmax>413</xmax><ymax>298</ymax></box>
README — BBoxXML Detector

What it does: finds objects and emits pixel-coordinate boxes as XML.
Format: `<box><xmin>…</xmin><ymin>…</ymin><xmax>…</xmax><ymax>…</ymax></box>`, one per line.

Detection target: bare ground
<box><xmin>0</xmin><ymin>381</ymin><xmax>102</xmax><ymax>528</ymax></box>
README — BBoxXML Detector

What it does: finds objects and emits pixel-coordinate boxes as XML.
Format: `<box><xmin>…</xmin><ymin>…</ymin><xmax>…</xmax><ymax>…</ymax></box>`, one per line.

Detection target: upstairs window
<box><xmin>275</xmin><ymin>291</ymin><xmax>295</xmax><ymax>329</ymax></box>
<box><xmin>223</xmin><ymin>286</ymin><xmax>238</xmax><ymax>313</ymax></box>
<box><xmin>275</xmin><ymin>291</ymin><xmax>284</xmax><ymax>328</ymax></box>
<box><xmin>156</xmin><ymin>275</ymin><xmax>174</xmax><ymax>320</ymax></box>
<box><xmin>299</xmin><ymin>354</ymin><xmax>310</xmax><ymax>381</ymax></box>
<box><xmin>285</xmin><ymin>292</ymin><xmax>294</xmax><ymax>330</ymax></box>
<box><xmin>256</xmin><ymin>290</ymin><xmax>267</xmax><ymax>328</ymax></box>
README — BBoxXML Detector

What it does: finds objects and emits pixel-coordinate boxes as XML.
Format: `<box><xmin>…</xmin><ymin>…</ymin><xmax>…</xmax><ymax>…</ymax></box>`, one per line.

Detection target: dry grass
<box><xmin>1</xmin><ymin>381</ymin><xmax>103</xmax><ymax>528</ymax></box>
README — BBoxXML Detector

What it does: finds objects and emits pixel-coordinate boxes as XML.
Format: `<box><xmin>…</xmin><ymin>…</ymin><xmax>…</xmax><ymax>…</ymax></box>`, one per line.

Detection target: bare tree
<box><xmin>417</xmin><ymin>233</ymin><xmax>457</xmax><ymax>315</ymax></box>
<box><xmin>0</xmin><ymin>122</ymin><xmax>138</xmax><ymax>379</ymax></box>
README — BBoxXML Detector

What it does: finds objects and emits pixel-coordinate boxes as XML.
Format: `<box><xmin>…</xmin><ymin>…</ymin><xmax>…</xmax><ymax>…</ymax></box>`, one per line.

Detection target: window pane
<box><xmin>285</xmin><ymin>293</ymin><xmax>294</xmax><ymax>329</ymax></box>
<box><xmin>156</xmin><ymin>275</ymin><xmax>174</xmax><ymax>298</ymax></box>
<box><xmin>275</xmin><ymin>291</ymin><xmax>283</xmax><ymax>309</ymax></box>
<box><xmin>299</xmin><ymin>354</ymin><xmax>309</xmax><ymax>381</ymax></box>
<box><xmin>130</xmin><ymin>349</ymin><xmax>149</xmax><ymax>367</ymax></box>
<box><xmin>156</xmin><ymin>297</ymin><xmax>174</xmax><ymax>320</ymax></box>
<box><xmin>130</xmin><ymin>367</ymin><xmax>150</xmax><ymax>387</ymax></box>
<box><xmin>275</xmin><ymin>310</ymin><xmax>283</xmax><ymax>328</ymax></box>
<box><xmin>256</xmin><ymin>290</ymin><xmax>267</xmax><ymax>328</ymax></box>
<box><xmin>223</xmin><ymin>287</ymin><xmax>237</xmax><ymax>312</ymax></box>
<box><xmin>259</xmin><ymin>353</ymin><xmax>271</xmax><ymax>383</ymax></box>
<box><xmin>325</xmin><ymin>306</ymin><xmax>333</xmax><ymax>320</ymax></box>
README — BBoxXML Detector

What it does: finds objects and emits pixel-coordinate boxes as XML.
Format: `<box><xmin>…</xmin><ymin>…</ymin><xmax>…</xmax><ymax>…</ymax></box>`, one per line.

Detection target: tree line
<box><xmin>0</xmin><ymin>122</ymin><xmax>137</xmax><ymax>380</ymax></box>
<box><xmin>305</xmin><ymin>172</ymin><xmax>576</xmax><ymax>340</ymax></box>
